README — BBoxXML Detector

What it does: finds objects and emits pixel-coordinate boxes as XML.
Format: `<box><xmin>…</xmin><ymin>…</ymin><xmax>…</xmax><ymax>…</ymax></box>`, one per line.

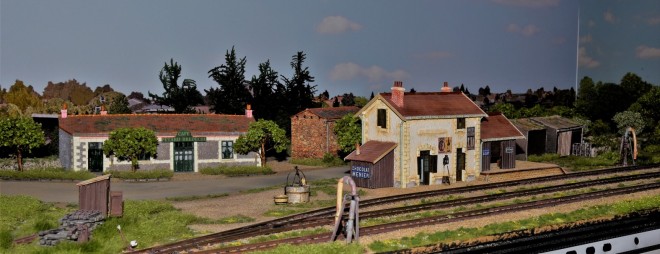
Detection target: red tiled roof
<box><xmin>481</xmin><ymin>113</ymin><xmax>525</xmax><ymax>141</ymax></box>
<box><xmin>59</xmin><ymin>114</ymin><xmax>254</xmax><ymax>136</ymax></box>
<box><xmin>299</xmin><ymin>106</ymin><xmax>360</xmax><ymax>120</ymax></box>
<box><xmin>344</xmin><ymin>141</ymin><xmax>398</xmax><ymax>163</ymax></box>
<box><xmin>380</xmin><ymin>92</ymin><xmax>486</xmax><ymax>118</ymax></box>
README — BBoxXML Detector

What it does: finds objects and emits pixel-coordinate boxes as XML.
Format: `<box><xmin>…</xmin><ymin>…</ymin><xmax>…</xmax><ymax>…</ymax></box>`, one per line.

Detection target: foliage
<box><xmin>281</xmin><ymin>51</ymin><xmax>317</xmax><ymax>115</ymax></box>
<box><xmin>105</xmin><ymin>169</ymin><xmax>173</xmax><ymax>179</ymax></box>
<box><xmin>250</xmin><ymin>60</ymin><xmax>285</xmax><ymax>120</ymax></box>
<box><xmin>108</xmin><ymin>93</ymin><xmax>132</xmax><ymax>114</ymax></box>
<box><xmin>42</xmin><ymin>79</ymin><xmax>95</xmax><ymax>106</ymax></box>
<box><xmin>199</xmin><ymin>165</ymin><xmax>274</xmax><ymax>176</ymax></box>
<box><xmin>207</xmin><ymin>47</ymin><xmax>252</xmax><ymax>114</ymax></box>
<box><xmin>334</xmin><ymin>114</ymin><xmax>362</xmax><ymax>153</ymax></box>
<box><xmin>0</xmin><ymin>117</ymin><xmax>45</xmax><ymax>171</ymax></box>
<box><xmin>488</xmin><ymin>103</ymin><xmax>517</xmax><ymax>118</ymax></box>
<box><xmin>628</xmin><ymin>86</ymin><xmax>660</xmax><ymax>134</ymax></box>
<box><xmin>0</xmin><ymin>168</ymin><xmax>95</xmax><ymax>180</ymax></box>
<box><xmin>341</xmin><ymin>93</ymin><xmax>355</xmax><ymax>106</ymax></box>
<box><xmin>4</xmin><ymin>80</ymin><xmax>42</xmax><ymax>111</ymax></box>
<box><xmin>234</xmin><ymin>120</ymin><xmax>289</xmax><ymax>167</ymax></box>
<box><xmin>103</xmin><ymin>127</ymin><xmax>158</xmax><ymax>171</ymax></box>
<box><xmin>290</xmin><ymin>154</ymin><xmax>346</xmax><ymax>167</ymax></box>
<box><xmin>612</xmin><ymin>110</ymin><xmax>645</xmax><ymax>135</ymax></box>
<box><xmin>149</xmin><ymin>58</ymin><xmax>204</xmax><ymax>113</ymax></box>
<box><xmin>354</xmin><ymin>96</ymin><xmax>369</xmax><ymax>107</ymax></box>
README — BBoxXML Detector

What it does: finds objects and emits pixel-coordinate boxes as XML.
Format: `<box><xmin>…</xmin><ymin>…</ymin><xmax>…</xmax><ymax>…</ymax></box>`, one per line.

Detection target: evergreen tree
<box><xmin>109</xmin><ymin>94</ymin><xmax>132</xmax><ymax>114</ymax></box>
<box><xmin>409</xmin><ymin>88</ymin><xmax>417</xmax><ymax>93</ymax></box>
<box><xmin>370</xmin><ymin>91</ymin><xmax>375</xmax><ymax>100</ymax></box>
<box><xmin>332</xmin><ymin>97</ymin><xmax>340</xmax><ymax>107</ymax></box>
<box><xmin>149</xmin><ymin>59</ymin><xmax>204</xmax><ymax>113</ymax></box>
<box><xmin>341</xmin><ymin>93</ymin><xmax>355</xmax><ymax>106</ymax></box>
<box><xmin>207</xmin><ymin>47</ymin><xmax>252</xmax><ymax>114</ymax></box>
<box><xmin>5</xmin><ymin>80</ymin><xmax>42</xmax><ymax>111</ymax></box>
<box><xmin>250</xmin><ymin>60</ymin><xmax>282</xmax><ymax>120</ymax></box>
<box><xmin>281</xmin><ymin>51</ymin><xmax>317</xmax><ymax>115</ymax></box>
<box><xmin>320</xmin><ymin>90</ymin><xmax>330</xmax><ymax>100</ymax></box>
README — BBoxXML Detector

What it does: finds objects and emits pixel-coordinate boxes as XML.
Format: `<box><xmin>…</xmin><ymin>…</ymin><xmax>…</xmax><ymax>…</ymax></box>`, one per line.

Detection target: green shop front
<box><xmin>163</xmin><ymin>130</ymin><xmax>206</xmax><ymax>172</ymax></box>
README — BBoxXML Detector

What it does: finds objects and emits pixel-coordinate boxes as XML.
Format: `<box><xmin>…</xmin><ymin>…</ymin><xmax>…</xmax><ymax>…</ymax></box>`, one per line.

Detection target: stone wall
<box><xmin>157</xmin><ymin>142</ymin><xmax>170</xmax><ymax>160</ymax></box>
<box><xmin>39</xmin><ymin>210</ymin><xmax>104</xmax><ymax>246</ymax></box>
<box><xmin>58</xmin><ymin>130</ymin><xmax>73</xmax><ymax>169</ymax></box>
<box><xmin>108</xmin><ymin>163</ymin><xmax>170</xmax><ymax>171</ymax></box>
<box><xmin>291</xmin><ymin>111</ymin><xmax>340</xmax><ymax>159</ymax></box>
<box><xmin>198</xmin><ymin>141</ymin><xmax>219</xmax><ymax>160</ymax></box>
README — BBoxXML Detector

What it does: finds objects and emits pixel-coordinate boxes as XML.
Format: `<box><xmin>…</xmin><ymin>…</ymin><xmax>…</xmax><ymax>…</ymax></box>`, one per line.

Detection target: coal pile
<box><xmin>38</xmin><ymin>210</ymin><xmax>105</xmax><ymax>246</ymax></box>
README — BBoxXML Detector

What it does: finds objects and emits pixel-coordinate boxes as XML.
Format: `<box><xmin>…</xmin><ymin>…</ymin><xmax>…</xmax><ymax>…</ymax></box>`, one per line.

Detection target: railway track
<box><xmin>129</xmin><ymin>164</ymin><xmax>659</xmax><ymax>254</ymax></box>
<box><xmin>199</xmin><ymin>181</ymin><xmax>660</xmax><ymax>253</ymax></box>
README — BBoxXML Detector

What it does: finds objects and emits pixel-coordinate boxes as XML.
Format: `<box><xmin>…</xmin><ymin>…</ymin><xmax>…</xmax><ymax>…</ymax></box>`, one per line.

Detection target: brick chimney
<box><xmin>441</xmin><ymin>81</ymin><xmax>452</xmax><ymax>93</ymax></box>
<box><xmin>245</xmin><ymin>104</ymin><xmax>253</xmax><ymax>118</ymax></box>
<box><xmin>355</xmin><ymin>143</ymin><xmax>361</xmax><ymax>155</ymax></box>
<box><xmin>100</xmin><ymin>104</ymin><xmax>107</xmax><ymax>115</ymax></box>
<box><xmin>61</xmin><ymin>103</ymin><xmax>68</xmax><ymax>119</ymax></box>
<box><xmin>391</xmin><ymin>81</ymin><xmax>405</xmax><ymax>107</ymax></box>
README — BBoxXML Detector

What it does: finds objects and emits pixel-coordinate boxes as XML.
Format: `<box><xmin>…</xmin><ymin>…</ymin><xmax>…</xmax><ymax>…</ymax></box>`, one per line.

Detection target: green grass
<box><xmin>165</xmin><ymin>193</ymin><xmax>229</xmax><ymax>202</ymax></box>
<box><xmin>240</xmin><ymin>185</ymin><xmax>283</xmax><ymax>194</ymax></box>
<box><xmin>528</xmin><ymin>151</ymin><xmax>619</xmax><ymax>171</ymax></box>
<box><xmin>368</xmin><ymin>194</ymin><xmax>660</xmax><ymax>252</ymax></box>
<box><xmin>0</xmin><ymin>168</ymin><xmax>96</xmax><ymax>181</ymax></box>
<box><xmin>199</xmin><ymin>165</ymin><xmax>274</xmax><ymax>176</ymax></box>
<box><xmin>2</xmin><ymin>197</ymin><xmax>214</xmax><ymax>253</ymax></box>
<box><xmin>106</xmin><ymin>169</ymin><xmax>173</xmax><ymax>180</ymax></box>
<box><xmin>289</xmin><ymin>153</ymin><xmax>346</xmax><ymax>168</ymax></box>
<box><xmin>252</xmin><ymin>242</ymin><xmax>363</xmax><ymax>254</ymax></box>
<box><xmin>216</xmin><ymin>215</ymin><xmax>255</xmax><ymax>224</ymax></box>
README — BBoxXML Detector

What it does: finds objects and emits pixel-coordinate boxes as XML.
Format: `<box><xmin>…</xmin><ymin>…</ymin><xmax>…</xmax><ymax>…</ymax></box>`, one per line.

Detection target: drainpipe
<box><xmin>399</xmin><ymin>121</ymin><xmax>404</xmax><ymax>188</ymax></box>
<box><xmin>326</xmin><ymin>120</ymin><xmax>330</xmax><ymax>154</ymax></box>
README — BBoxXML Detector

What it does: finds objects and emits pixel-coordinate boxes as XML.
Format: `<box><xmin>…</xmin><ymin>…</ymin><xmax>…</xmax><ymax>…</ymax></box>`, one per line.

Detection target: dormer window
<box><xmin>377</xmin><ymin>109</ymin><xmax>387</xmax><ymax>129</ymax></box>
<box><xmin>457</xmin><ymin>118</ymin><xmax>465</xmax><ymax>129</ymax></box>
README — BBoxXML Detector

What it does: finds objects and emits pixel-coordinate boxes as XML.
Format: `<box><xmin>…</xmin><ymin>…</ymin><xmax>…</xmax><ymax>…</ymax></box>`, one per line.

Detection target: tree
<box><xmin>0</xmin><ymin>85</ymin><xmax>6</xmax><ymax>103</ymax></box>
<box><xmin>128</xmin><ymin>91</ymin><xmax>145</xmax><ymax>101</ymax></box>
<box><xmin>109</xmin><ymin>94</ymin><xmax>132</xmax><ymax>114</ymax></box>
<box><xmin>42</xmin><ymin>79</ymin><xmax>95</xmax><ymax>106</ymax></box>
<box><xmin>620</xmin><ymin>72</ymin><xmax>652</xmax><ymax>101</ymax></box>
<box><xmin>320</xmin><ymin>90</ymin><xmax>330</xmax><ymax>100</ymax></box>
<box><xmin>409</xmin><ymin>88</ymin><xmax>417</xmax><ymax>93</ymax></box>
<box><xmin>249</xmin><ymin>60</ymin><xmax>283</xmax><ymax>120</ymax></box>
<box><xmin>94</xmin><ymin>84</ymin><xmax>114</xmax><ymax>95</ymax></box>
<box><xmin>0</xmin><ymin>117</ymin><xmax>45</xmax><ymax>171</ymax></box>
<box><xmin>341</xmin><ymin>93</ymin><xmax>355</xmax><ymax>106</ymax></box>
<box><xmin>149</xmin><ymin>59</ymin><xmax>204</xmax><ymax>113</ymax></box>
<box><xmin>628</xmin><ymin>86</ymin><xmax>660</xmax><ymax>129</ymax></box>
<box><xmin>612</xmin><ymin>111</ymin><xmax>646</xmax><ymax>135</ymax></box>
<box><xmin>484</xmin><ymin>85</ymin><xmax>491</xmax><ymax>95</ymax></box>
<box><xmin>334</xmin><ymin>114</ymin><xmax>361</xmax><ymax>153</ymax></box>
<box><xmin>370</xmin><ymin>92</ymin><xmax>375</xmax><ymax>100</ymax></box>
<box><xmin>281</xmin><ymin>51</ymin><xmax>317</xmax><ymax>116</ymax></box>
<box><xmin>234</xmin><ymin>120</ymin><xmax>289</xmax><ymax>167</ymax></box>
<box><xmin>354</xmin><ymin>96</ymin><xmax>369</xmax><ymax>107</ymax></box>
<box><xmin>332</xmin><ymin>97</ymin><xmax>340</xmax><ymax>107</ymax></box>
<box><xmin>103</xmin><ymin>127</ymin><xmax>158</xmax><ymax>171</ymax></box>
<box><xmin>5</xmin><ymin>80</ymin><xmax>42</xmax><ymax>111</ymax></box>
<box><xmin>207</xmin><ymin>47</ymin><xmax>251</xmax><ymax>114</ymax></box>
<box><xmin>489</xmin><ymin>103</ymin><xmax>518</xmax><ymax>118</ymax></box>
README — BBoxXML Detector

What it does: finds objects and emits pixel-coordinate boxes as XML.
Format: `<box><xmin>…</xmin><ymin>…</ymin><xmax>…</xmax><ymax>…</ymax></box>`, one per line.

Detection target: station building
<box><xmin>346</xmin><ymin>81</ymin><xmax>524</xmax><ymax>188</ymax></box>
<box><xmin>58</xmin><ymin>107</ymin><xmax>259</xmax><ymax>172</ymax></box>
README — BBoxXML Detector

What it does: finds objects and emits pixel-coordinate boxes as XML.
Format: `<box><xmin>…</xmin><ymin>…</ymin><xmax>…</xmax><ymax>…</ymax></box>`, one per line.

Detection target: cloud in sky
<box><xmin>636</xmin><ymin>45</ymin><xmax>660</xmax><ymax>59</ymax></box>
<box><xmin>414</xmin><ymin>51</ymin><xmax>453</xmax><ymax>60</ymax></box>
<box><xmin>580</xmin><ymin>34</ymin><xmax>592</xmax><ymax>44</ymax></box>
<box><xmin>603</xmin><ymin>10</ymin><xmax>616</xmax><ymax>23</ymax></box>
<box><xmin>578</xmin><ymin>47</ymin><xmax>600</xmax><ymax>68</ymax></box>
<box><xmin>506</xmin><ymin>23</ymin><xmax>539</xmax><ymax>36</ymax></box>
<box><xmin>492</xmin><ymin>0</ymin><xmax>559</xmax><ymax>8</ymax></box>
<box><xmin>316</xmin><ymin>16</ymin><xmax>362</xmax><ymax>34</ymax></box>
<box><xmin>330</xmin><ymin>62</ymin><xmax>408</xmax><ymax>82</ymax></box>
<box><xmin>648</xmin><ymin>16</ymin><xmax>660</xmax><ymax>25</ymax></box>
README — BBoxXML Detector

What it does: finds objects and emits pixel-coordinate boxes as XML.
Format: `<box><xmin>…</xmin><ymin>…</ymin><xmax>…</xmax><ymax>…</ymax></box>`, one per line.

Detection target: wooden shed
<box><xmin>76</xmin><ymin>174</ymin><xmax>111</xmax><ymax>217</ymax></box>
<box><xmin>480</xmin><ymin>113</ymin><xmax>525</xmax><ymax>171</ymax></box>
<box><xmin>510</xmin><ymin>118</ymin><xmax>547</xmax><ymax>160</ymax></box>
<box><xmin>529</xmin><ymin>116</ymin><xmax>584</xmax><ymax>156</ymax></box>
<box><xmin>344</xmin><ymin>141</ymin><xmax>397</xmax><ymax>189</ymax></box>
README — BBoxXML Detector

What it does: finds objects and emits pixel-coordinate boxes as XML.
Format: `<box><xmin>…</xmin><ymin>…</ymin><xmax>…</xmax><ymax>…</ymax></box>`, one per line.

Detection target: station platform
<box><xmin>480</xmin><ymin>160</ymin><xmax>565</xmax><ymax>182</ymax></box>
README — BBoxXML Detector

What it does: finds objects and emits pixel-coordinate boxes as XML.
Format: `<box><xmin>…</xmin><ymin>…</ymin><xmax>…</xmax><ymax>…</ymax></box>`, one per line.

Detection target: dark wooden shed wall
<box><xmin>481</xmin><ymin>142</ymin><xmax>491</xmax><ymax>172</ymax></box>
<box><xmin>500</xmin><ymin>140</ymin><xmax>516</xmax><ymax>169</ymax></box>
<box><xmin>78</xmin><ymin>179</ymin><xmax>110</xmax><ymax>217</ymax></box>
<box><xmin>350</xmin><ymin>151</ymin><xmax>394</xmax><ymax>189</ymax></box>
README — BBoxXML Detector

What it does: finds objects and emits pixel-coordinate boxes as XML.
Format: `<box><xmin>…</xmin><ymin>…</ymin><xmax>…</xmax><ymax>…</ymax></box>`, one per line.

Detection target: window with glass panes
<box><xmin>467</xmin><ymin>127</ymin><xmax>475</xmax><ymax>150</ymax></box>
<box><xmin>221</xmin><ymin>141</ymin><xmax>233</xmax><ymax>159</ymax></box>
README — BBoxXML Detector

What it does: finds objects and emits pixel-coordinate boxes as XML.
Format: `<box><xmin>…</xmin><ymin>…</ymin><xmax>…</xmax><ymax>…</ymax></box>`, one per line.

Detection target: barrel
<box><xmin>285</xmin><ymin>185</ymin><xmax>310</xmax><ymax>204</ymax></box>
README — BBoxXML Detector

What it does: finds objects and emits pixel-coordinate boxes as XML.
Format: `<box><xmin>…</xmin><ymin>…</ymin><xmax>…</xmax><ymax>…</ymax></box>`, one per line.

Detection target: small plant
<box><xmin>105</xmin><ymin>169</ymin><xmax>173</xmax><ymax>179</ymax></box>
<box><xmin>0</xmin><ymin>168</ymin><xmax>96</xmax><ymax>181</ymax></box>
<box><xmin>217</xmin><ymin>215</ymin><xmax>255</xmax><ymax>224</ymax></box>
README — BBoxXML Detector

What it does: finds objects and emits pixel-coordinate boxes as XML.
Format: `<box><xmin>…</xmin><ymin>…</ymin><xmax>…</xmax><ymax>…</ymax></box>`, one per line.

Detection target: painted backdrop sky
<box><xmin>1</xmin><ymin>0</ymin><xmax>658</xmax><ymax>98</ymax></box>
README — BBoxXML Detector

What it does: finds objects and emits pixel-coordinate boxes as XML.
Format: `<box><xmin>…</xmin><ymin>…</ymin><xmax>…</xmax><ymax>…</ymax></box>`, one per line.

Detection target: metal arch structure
<box><xmin>619</xmin><ymin>127</ymin><xmax>638</xmax><ymax>166</ymax></box>
<box><xmin>330</xmin><ymin>176</ymin><xmax>360</xmax><ymax>244</ymax></box>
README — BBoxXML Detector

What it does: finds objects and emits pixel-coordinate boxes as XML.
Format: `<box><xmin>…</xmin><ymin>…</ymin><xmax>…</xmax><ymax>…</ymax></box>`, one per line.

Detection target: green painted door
<box><xmin>88</xmin><ymin>142</ymin><xmax>104</xmax><ymax>172</ymax></box>
<box><xmin>174</xmin><ymin>142</ymin><xmax>194</xmax><ymax>172</ymax></box>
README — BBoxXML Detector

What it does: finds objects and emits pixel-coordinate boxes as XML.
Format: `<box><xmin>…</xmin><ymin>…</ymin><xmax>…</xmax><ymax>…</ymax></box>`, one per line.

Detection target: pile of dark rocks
<box><xmin>38</xmin><ymin>210</ymin><xmax>105</xmax><ymax>246</ymax></box>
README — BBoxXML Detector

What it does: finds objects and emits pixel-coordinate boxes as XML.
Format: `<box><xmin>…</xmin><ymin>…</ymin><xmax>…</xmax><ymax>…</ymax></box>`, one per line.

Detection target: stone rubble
<box><xmin>38</xmin><ymin>210</ymin><xmax>105</xmax><ymax>246</ymax></box>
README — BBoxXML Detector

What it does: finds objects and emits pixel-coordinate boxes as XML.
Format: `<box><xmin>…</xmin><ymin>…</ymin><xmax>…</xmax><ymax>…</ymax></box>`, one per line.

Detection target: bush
<box><xmin>199</xmin><ymin>165</ymin><xmax>274</xmax><ymax>176</ymax></box>
<box><xmin>105</xmin><ymin>169</ymin><xmax>173</xmax><ymax>179</ymax></box>
<box><xmin>0</xmin><ymin>230</ymin><xmax>12</xmax><ymax>250</ymax></box>
<box><xmin>0</xmin><ymin>168</ymin><xmax>96</xmax><ymax>181</ymax></box>
<box><xmin>290</xmin><ymin>153</ymin><xmax>346</xmax><ymax>167</ymax></box>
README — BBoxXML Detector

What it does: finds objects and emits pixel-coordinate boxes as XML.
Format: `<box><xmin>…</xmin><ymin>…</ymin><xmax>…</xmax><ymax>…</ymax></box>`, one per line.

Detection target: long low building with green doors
<box><xmin>58</xmin><ymin>109</ymin><xmax>259</xmax><ymax>172</ymax></box>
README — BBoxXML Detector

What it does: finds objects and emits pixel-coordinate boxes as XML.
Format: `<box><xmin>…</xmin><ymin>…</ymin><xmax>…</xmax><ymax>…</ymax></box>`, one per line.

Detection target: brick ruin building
<box><xmin>291</xmin><ymin>106</ymin><xmax>359</xmax><ymax>159</ymax></box>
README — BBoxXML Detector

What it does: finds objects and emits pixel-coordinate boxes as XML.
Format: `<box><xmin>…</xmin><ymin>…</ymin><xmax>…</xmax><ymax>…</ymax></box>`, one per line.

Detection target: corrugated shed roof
<box><xmin>481</xmin><ymin>113</ymin><xmax>525</xmax><ymax>141</ymax></box>
<box><xmin>295</xmin><ymin>106</ymin><xmax>360</xmax><ymax>120</ymax></box>
<box><xmin>59</xmin><ymin>114</ymin><xmax>254</xmax><ymax>136</ymax></box>
<box><xmin>380</xmin><ymin>92</ymin><xmax>487</xmax><ymax>118</ymax></box>
<box><xmin>530</xmin><ymin>115</ymin><xmax>582</xmax><ymax>130</ymax></box>
<box><xmin>344</xmin><ymin>140</ymin><xmax>398</xmax><ymax>164</ymax></box>
<box><xmin>510</xmin><ymin>118</ymin><xmax>546</xmax><ymax>132</ymax></box>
